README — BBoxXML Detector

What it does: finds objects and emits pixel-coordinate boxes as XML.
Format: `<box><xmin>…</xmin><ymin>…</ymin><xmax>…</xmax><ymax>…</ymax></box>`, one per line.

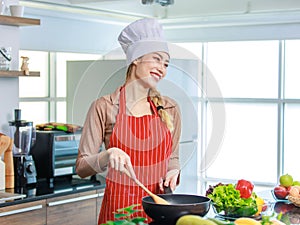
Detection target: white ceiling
<box><xmin>20</xmin><ymin>0</ymin><xmax>300</xmax><ymax>21</ymax></box>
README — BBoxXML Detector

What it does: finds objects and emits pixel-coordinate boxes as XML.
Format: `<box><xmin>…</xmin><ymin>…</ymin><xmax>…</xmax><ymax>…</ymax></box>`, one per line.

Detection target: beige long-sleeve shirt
<box><xmin>76</xmin><ymin>86</ymin><xmax>181</xmax><ymax>178</ymax></box>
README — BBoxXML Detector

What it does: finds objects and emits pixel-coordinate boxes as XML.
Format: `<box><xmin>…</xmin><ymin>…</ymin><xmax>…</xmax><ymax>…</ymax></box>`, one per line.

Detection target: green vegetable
<box><xmin>101</xmin><ymin>204</ymin><xmax>148</xmax><ymax>225</ymax></box>
<box><xmin>207</xmin><ymin>184</ymin><xmax>258</xmax><ymax>217</ymax></box>
<box><xmin>55</xmin><ymin>125</ymin><xmax>68</xmax><ymax>131</ymax></box>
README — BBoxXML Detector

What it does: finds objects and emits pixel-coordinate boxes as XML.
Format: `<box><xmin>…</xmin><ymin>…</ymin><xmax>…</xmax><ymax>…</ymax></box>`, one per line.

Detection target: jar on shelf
<box><xmin>0</xmin><ymin>47</ymin><xmax>12</xmax><ymax>71</ymax></box>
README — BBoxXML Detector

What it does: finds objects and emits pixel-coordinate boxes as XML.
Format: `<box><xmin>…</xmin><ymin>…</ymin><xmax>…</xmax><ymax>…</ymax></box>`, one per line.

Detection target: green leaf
<box><xmin>103</xmin><ymin>204</ymin><xmax>148</xmax><ymax>225</ymax></box>
<box><xmin>114</xmin><ymin>213</ymin><xmax>128</xmax><ymax>219</ymax></box>
<box><xmin>117</xmin><ymin>204</ymin><xmax>140</xmax><ymax>213</ymax></box>
<box><xmin>131</xmin><ymin>217</ymin><xmax>147</xmax><ymax>223</ymax></box>
<box><xmin>114</xmin><ymin>221</ymin><xmax>130</xmax><ymax>225</ymax></box>
<box><xmin>100</xmin><ymin>221</ymin><xmax>115</xmax><ymax>225</ymax></box>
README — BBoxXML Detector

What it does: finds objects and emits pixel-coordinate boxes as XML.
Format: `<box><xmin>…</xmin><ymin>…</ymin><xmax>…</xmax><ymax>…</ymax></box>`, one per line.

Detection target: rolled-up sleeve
<box><xmin>165</xmin><ymin>97</ymin><xmax>182</xmax><ymax>171</ymax></box>
<box><xmin>76</xmin><ymin>96</ymin><xmax>116</xmax><ymax>178</ymax></box>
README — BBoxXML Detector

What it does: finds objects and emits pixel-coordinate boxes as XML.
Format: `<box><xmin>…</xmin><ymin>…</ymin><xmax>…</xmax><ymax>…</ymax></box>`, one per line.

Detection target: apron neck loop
<box><xmin>120</xmin><ymin>86</ymin><xmax>159</xmax><ymax>116</ymax></box>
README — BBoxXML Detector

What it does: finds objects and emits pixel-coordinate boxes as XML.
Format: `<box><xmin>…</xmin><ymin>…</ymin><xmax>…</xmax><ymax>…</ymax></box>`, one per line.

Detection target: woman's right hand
<box><xmin>106</xmin><ymin>147</ymin><xmax>136</xmax><ymax>180</ymax></box>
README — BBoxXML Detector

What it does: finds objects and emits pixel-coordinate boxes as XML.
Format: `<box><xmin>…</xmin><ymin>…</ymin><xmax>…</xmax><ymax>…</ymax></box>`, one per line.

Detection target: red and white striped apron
<box><xmin>98</xmin><ymin>86</ymin><xmax>172</xmax><ymax>224</ymax></box>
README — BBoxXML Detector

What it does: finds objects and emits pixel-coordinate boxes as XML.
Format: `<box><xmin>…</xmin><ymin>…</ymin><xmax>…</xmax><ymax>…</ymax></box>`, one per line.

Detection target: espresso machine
<box><xmin>9</xmin><ymin>109</ymin><xmax>37</xmax><ymax>188</ymax></box>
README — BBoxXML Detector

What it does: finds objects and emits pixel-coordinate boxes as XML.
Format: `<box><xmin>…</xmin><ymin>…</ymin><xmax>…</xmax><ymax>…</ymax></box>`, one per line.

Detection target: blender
<box><xmin>9</xmin><ymin>109</ymin><xmax>37</xmax><ymax>187</ymax></box>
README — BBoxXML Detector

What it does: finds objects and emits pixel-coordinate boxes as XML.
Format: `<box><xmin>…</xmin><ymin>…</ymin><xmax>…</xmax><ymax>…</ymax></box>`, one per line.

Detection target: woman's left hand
<box><xmin>159</xmin><ymin>169</ymin><xmax>180</xmax><ymax>192</ymax></box>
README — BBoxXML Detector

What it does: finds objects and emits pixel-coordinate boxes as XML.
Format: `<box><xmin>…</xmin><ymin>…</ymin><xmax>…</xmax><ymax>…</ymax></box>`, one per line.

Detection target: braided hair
<box><xmin>149</xmin><ymin>88</ymin><xmax>174</xmax><ymax>132</ymax></box>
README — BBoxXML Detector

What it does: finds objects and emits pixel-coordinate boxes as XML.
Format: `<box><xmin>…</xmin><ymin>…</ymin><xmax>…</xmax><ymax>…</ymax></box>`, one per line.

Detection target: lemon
<box><xmin>254</xmin><ymin>196</ymin><xmax>265</xmax><ymax>216</ymax></box>
<box><xmin>234</xmin><ymin>217</ymin><xmax>261</xmax><ymax>225</ymax></box>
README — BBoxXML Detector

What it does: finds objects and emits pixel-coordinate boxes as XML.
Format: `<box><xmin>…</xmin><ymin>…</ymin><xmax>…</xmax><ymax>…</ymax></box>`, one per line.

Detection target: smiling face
<box><xmin>127</xmin><ymin>51</ymin><xmax>170</xmax><ymax>88</ymax></box>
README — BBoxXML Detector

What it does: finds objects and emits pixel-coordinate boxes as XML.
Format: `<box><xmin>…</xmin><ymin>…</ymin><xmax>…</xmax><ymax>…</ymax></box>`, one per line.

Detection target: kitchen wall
<box><xmin>0</xmin><ymin>0</ymin><xmax>20</xmax><ymax>135</ymax></box>
<box><xmin>0</xmin><ymin>6</ymin><xmax>124</xmax><ymax>135</ymax></box>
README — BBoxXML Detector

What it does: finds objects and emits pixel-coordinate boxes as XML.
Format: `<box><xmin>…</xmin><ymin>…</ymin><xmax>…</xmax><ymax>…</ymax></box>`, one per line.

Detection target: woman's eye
<box><xmin>153</xmin><ymin>56</ymin><xmax>161</xmax><ymax>62</ymax></box>
<box><xmin>164</xmin><ymin>63</ymin><xmax>169</xmax><ymax>68</ymax></box>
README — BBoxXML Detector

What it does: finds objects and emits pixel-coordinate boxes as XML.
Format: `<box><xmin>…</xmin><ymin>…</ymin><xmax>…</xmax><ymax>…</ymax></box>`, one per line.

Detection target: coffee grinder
<box><xmin>9</xmin><ymin>109</ymin><xmax>37</xmax><ymax>188</ymax></box>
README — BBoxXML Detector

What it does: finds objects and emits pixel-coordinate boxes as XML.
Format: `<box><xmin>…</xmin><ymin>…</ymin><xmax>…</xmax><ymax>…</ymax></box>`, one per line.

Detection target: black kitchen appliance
<box><xmin>30</xmin><ymin>130</ymin><xmax>81</xmax><ymax>187</ymax></box>
<box><xmin>9</xmin><ymin>109</ymin><xmax>37</xmax><ymax>187</ymax></box>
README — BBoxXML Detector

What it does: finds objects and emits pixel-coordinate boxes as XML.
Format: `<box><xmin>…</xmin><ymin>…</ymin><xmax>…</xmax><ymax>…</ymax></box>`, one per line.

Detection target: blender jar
<box><xmin>9</xmin><ymin>109</ymin><xmax>35</xmax><ymax>155</ymax></box>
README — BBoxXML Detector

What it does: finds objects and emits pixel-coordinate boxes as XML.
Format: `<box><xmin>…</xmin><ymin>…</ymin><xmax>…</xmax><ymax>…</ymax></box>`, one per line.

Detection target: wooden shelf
<box><xmin>0</xmin><ymin>70</ymin><xmax>40</xmax><ymax>77</ymax></box>
<box><xmin>0</xmin><ymin>15</ymin><xmax>40</xmax><ymax>26</ymax></box>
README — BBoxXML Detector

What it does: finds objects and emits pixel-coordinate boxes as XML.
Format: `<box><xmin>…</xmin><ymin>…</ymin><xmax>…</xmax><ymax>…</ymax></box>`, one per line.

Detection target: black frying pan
<box><xmin>142</xmin><ymin>194</ymin><xmax>211</xmax><ymax>224</ymax></box>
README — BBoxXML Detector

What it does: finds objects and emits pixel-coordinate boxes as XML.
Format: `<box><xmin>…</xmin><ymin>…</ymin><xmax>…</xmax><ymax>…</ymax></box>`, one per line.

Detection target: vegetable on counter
<box><xmin>35</xmin><ymin>122</ymin><xmax>82</xmax><ymax>133</ymax></box>
<box><xmin>176</xmin><ymin>215</ymin><xmax>235</xmax><ymax>225</ymax></box>
<box><xmin>235</xmin><ymin>179</ymin><xmax>254</xmax><ymax>199</ymax></box>
<box><xmin>101</xmin><ymin>204</ymin><xmax>147</xmax><ymax>225</ymax></box>
<box><xmin>206</xmin><ymin>180</ymin><xmax>259</xmax><ymax>217</ymax></box>
<box><xmin>176</xmin><ymin>215</ymin><xmax>221</xmax><ymax>225</ymax></box>
<box><xmin>234</xmin><ymin>217</ymin><xmax>261</xmax><ymax>225</ymax></box>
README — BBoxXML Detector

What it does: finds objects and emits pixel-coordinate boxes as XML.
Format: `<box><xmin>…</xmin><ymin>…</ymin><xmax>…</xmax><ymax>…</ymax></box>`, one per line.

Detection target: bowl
<box><xmin>271</xmin><ymin>190</ymin><xmax>289</xmax><ymax>202</ymax></box>
<box><xmin>211</xmin><ymin>202</ymin><xmax>268</xmax><ymax>220</ymax></box>
<box><xmin>142</xmin><ymin>194</ymin><xmax>210</xmax><ymax>224</ymax></box>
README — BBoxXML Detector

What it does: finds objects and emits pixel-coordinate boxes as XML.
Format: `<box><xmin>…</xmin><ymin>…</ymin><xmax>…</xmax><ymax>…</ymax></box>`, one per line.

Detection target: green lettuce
<box><xmin>207</xmin><ymin>184</ymin><xmax>258</xmax><ymax>217</ymax></box>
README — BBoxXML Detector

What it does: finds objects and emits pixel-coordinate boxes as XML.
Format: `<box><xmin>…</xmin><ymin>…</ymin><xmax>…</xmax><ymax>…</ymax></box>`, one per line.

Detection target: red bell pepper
<box><xmin>235</xmin><ymin>179</ymin><xmax>254</xmax><ymax>198</ymax></box>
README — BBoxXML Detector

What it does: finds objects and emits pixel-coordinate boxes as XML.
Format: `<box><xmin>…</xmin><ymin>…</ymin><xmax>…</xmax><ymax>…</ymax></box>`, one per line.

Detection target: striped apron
<box><xmin>98</xmin><ymin>86</ymin><xmax>172</xmax><ymax>224</ymax></box>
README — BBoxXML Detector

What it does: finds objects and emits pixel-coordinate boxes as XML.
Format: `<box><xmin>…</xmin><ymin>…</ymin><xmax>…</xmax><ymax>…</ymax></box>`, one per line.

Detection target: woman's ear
<box><xmin>132</xmin><ymin>59</ymin><xmax>138</xmax><ymax>65</ymax></box>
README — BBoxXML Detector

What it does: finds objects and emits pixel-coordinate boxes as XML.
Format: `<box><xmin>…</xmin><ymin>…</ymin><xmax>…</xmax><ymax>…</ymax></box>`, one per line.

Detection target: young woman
<box><xmin>76</xmin><ymin>18</ymin><xmax>181</xmax><ymax>224</ymax></box>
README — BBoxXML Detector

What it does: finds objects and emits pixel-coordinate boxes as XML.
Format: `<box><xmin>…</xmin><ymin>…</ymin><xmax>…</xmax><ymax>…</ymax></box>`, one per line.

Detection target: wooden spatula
<box><xmin>123</xmin><ymin>169</ymin><xmax>170</xmax><ymax>205</ymax></box>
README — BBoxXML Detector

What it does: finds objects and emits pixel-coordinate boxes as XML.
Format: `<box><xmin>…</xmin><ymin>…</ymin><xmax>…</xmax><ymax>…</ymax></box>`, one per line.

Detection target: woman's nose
<box><xmin>156</xmin><ymin>65</ymin><xmax>165</xmax><ymax>76</ymax></box>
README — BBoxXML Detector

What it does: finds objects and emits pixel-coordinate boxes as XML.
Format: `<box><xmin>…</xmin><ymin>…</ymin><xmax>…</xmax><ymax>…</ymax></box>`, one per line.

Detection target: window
<box><xmin>177</xmin><ymin>40</ymin><xmax>300</xmax><ymax>193</ymax></box>
<box><xmin>204</xmin><ymin>41</ymin><xmax>280</xmax><ymax>187</ymax></box>
<box><xmin>283</xmin><ymin>40</ymin><xmax>300</xmax><ymax>177</ymax></box>
<box><xmin>19</xmin><ymin>50</ymin><xmax>101</xmax><ymax>124</ymax></box>
<box><xmin>19</xmin><ymin>40</ymin><xmax>300</xmax><ymax>194</ymax></box>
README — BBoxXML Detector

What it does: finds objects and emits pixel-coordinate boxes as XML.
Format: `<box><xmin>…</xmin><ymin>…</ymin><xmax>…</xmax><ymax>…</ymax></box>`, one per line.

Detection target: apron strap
<box><xmin>119</xmin><ymin>86</ymin><xmax>126</xmax><ymax>114</ymax></box>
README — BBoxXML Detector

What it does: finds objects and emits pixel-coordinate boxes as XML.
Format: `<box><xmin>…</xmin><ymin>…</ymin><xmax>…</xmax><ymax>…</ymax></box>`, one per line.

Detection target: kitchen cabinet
<box><xmin>96</xmin><ymin>188</ymin><xmax>105</xmax><ymax>220</ymax></box>
<box><xmin>46</xmin><ymin>190</ymin><xmax>99</xmax><ymax>225</ymax></box>
<box><xmin>0</xmin><ymin>183</ymin><xmax>105</xmax><ymax>225</ymax></box>
<box><xmin>0</xmin><ymin>15</ymin><xmax>40</xmax><ymax>78</ymax></box>
<box><xmin>0</xmin><ymin>199</ymin><xmax>46</xmax><ymax>225</ymax></box>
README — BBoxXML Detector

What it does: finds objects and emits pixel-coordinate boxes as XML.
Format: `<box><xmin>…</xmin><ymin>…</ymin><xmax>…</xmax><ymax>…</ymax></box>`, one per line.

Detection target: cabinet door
<box><xmin>47</xmin><ymin>190</ymin><xmax>98</xmax><ymax>225</ymax></box>
<box><xmin>96</xmin><ymin>189</ymin><xmax>105</xmax><ymax>220</ymax></box>
<box><xmin>0</xmin><ymin>200</ymin><xmax>46</xmax><ymax>225</ymax></box>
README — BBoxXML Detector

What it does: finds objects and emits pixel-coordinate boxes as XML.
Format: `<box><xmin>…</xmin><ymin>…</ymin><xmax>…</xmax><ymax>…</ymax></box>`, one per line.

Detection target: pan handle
<box><xmin>163</xmin><ymin>185</ymin><xmax>173</xmax><ymax>194</ymax></box>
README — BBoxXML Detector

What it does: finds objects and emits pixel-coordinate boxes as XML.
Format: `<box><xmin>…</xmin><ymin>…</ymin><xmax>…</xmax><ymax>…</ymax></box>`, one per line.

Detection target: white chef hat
<box><xmin>118</xmin><ymin>18</ymin><xmax>169</xmax><ymax>65</ymax></box>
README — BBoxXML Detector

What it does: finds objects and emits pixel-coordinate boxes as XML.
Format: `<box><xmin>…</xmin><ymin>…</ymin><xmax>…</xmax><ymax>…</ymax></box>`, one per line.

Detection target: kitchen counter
<box><xmin>0</xmin><ymin>176</ymin><xmax>105</xmax><ymax>208</ymax></box>
<box><xmin>149</xmin><ymin>190</ymin><xmax>300</xmax><ymax>225</ymax></box>
<box><xmin>2</xmin><ymin>182</ymin><xmax>300</xmax><ymax>225</ymax></box>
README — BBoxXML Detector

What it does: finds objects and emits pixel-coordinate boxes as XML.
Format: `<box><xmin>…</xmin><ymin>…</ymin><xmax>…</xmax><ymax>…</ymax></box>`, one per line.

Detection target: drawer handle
<box><xmin>0</xmin><ymin>205</ymin><xmax>43</xmax><ymax>217</ymax></box>
<box><xmin>98</xmin><ymin>192</ymin><xmax>104</xmax><ymax>197</ymax></box>
<box><xmin>48</xmin><ymin>193</ymin><xmax>98</xmax><ymax>207</ymax></box>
